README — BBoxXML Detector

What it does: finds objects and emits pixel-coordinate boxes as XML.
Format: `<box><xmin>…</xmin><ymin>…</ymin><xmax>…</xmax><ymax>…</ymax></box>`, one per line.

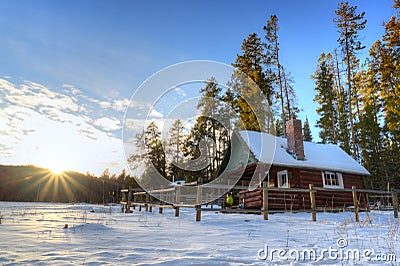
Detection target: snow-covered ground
<box><xmin>0</xmin><ymin>202</ymin><xmax>399</xmax><ymax>265</ymax></box>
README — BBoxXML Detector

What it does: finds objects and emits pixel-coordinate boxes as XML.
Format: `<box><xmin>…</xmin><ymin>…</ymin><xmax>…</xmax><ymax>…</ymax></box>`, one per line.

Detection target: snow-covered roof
<box><xmin>237</xmin><ymin>131</ymin><xmax>370</xmax><ymax>176</ymax></box>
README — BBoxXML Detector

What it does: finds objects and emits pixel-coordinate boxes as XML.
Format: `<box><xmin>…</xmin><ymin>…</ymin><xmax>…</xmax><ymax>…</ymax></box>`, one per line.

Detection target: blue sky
<box><xmin>0</xmin><ymin>0</ymin><xmax>396</xmax><ymax>175</ymax></box>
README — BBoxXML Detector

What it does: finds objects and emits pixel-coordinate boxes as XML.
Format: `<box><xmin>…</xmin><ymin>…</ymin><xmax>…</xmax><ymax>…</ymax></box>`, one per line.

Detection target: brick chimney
<box><xmin>286</xmin><ymin>118</ymin><xmax>305</xmax><ymax>160</ymax></box>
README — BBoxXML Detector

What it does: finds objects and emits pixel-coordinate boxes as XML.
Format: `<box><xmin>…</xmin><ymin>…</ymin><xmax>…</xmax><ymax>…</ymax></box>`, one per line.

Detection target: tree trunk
<box><xmin>345</xmin><ymin>40</ymin><xmax>357</xmax><ymax>160</ymax></box>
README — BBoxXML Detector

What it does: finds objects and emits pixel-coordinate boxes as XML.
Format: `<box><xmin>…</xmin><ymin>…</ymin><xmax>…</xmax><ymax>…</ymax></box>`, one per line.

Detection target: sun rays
<box><xmin>28</xmin><ymin>169</ymin><xmax>89</xmax><ymax>202</ymax></box>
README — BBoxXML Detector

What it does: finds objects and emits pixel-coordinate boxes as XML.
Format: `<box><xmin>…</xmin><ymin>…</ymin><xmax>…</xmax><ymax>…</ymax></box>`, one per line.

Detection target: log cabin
<box><xmin>225</xmin><ymin>118</ymin><xmax>370</xmax><ymax>210</ymax></box>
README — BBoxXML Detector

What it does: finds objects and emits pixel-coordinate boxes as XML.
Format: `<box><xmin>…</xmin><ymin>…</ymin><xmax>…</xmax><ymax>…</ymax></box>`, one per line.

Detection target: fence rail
<box><xmin>120</xmin><ymin>183</ymin><xmax>399</xmax><ymax>222</ymax></box>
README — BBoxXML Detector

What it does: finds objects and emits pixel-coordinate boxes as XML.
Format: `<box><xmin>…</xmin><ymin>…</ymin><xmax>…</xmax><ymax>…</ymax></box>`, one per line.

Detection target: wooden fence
<box><xmin>120</xmin><ymin>182</ymin><xmax>399</xmax><ymax>222</ymax></box>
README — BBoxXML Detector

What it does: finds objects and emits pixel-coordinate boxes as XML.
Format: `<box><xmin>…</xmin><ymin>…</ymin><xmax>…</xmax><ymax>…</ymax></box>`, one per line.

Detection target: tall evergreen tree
<box><xmin>274</xmin><ymin>118</ymin><xmax>284</xmax><ymax>137</ymax></box>
<box><xmin>332</xmin><ymin>49</ymin><xmax>351</xmax><ymax>153</ymax></box>
<box><xmin>146</xmin><ymin>121</ymin><xmax>167</xmax><ymax>178</ymax></box>
<box><xmin>129</xmin><ymin>121</ymin><xmax>167</xmax><ymax>181</ymax></box>
<box><xmin>183</xmin><ymin>78</ymin><xmax>231</xmax><ymax>183</ymax></box>
<box><xmin>312</xmin><ymin>53</ymin><xmax>338</xmax><ymax>144</ymax></box>
<box><xmin>354</xmin><ymin>67</ymin><xmax>386</xmax><ymax>189</ymax></box>
<box><xmin>197</xmin><ymin>77</ymin><xmax>224</xmax><ymax>179</ymax></box>
<box><xmin>303</xmin><ymin>116</ymin><xmax>313</xmax><ymax>142</ymax></box>
<box><xmin>264</xmin><ymin>15</ymin><xmax>286</xmax><ymax>133</ymax></box>
<box><xmin>231</xmin><ymin>33</ymin><xmax>272</xmax><ymax>132</ymax></box>
<box><xmin>281</xmin><ymin>66</ymin><xmax>301</xmax><ymax>119</ymax></box>
<box><xmin>366</xmin><ymin>3</ymin><xmax>400</xmax><ymax>189</ymax></box>
<box><xmin>182</xmin><ymin>128</ymin><xmax>204</xmax><ymax>183</ymax></box>
<box><xmin>334</xmin><ymin>1</ymin><xmax>367</xmax><ymax>159</ymax></box>
<box><xmin>380</xmin><ymin>13</ymin><xmax>400</xmax><ymax>144</ymax></box>
<box><xmin>167</xmin><ymin>119</ymin><xmax>185</xmax><ymax>181</ymax></box>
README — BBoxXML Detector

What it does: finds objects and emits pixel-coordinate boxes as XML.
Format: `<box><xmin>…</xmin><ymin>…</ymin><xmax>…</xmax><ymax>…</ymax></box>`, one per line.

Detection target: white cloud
<box><xmin>62</xmin><ymin>84</ymin><xmax>82</xmax><ymax>95</ymax></box>
<box><xmin>99</xmin><ymin>101</ymin><xmax>111</xmax><ymax>109</ymax></box>
<box><xmin>2</xmin><ymin>79</ymin><xmax>87</xmax><ymax>114</ymax></box>
<box><xmin>149</xmin><ymin>108</ymin><xmax>163</xmax><ymax>119</ymax></box>
<box><xmin>112</xmin><ymin>98</ymin><xmax>129</xmax><ymax>112</ymax></box>
<box><xmin>94</xmin><ymin>117</ymin><xmax>122</xmax><ymax>131</ymax></box>
<box><xmin>174</xmin><ymin>87</ymin><xmax>187</xmax><ymax>97</ymax></box>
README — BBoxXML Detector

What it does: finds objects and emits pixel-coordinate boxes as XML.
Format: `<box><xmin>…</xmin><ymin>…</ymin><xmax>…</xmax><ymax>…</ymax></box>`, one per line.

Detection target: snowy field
<box><xmin>0</xmin><ymin>202</ymin><xmax>399</xmax><ymax>265</ymax></box>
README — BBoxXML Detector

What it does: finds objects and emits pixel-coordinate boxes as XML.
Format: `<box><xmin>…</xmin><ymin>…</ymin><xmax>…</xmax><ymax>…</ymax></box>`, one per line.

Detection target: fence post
<box><xmin>366</xmin><ymin>193</ymin><xmax>370</xmax><ymax>212</ymax></box>
<box><xmin>309</xmin><ymin>184</ymin><xmax>316</xmax><ymax>222</ymax></box>
<box><xmin>392</xmin><ymin>192</ymin><xmax>399</xmax><ymax>219</ymax></box>
<box><xmin>149</xmin><ymin>194</ymin><xmax>153</xmax><ymax>212</ymax></box>
<box><xmin>121</xmin><ymin>189</ymin><xmax>125</xmax><ymax>213</ymax></box>
<box><xmin>127</xmin><ymin>187</ymin><xmax>132</xmax><ymax>213</ymax></box>
<box><xmin>175</xmin><ymin>186</ymin><xmax>181</xmax><ymax>204</ymax></box>
<box><xmin>132</xmin><ymin>189</ymin><xmax>136</xmax><ymax>210</ymax></box>
<box><xmin>196</xmin><ymin>186</ymin><xmax>202</xmax><ymax>222</ymax></box>
<box><xmin>138</xmin><ymin>192</ymin><xmax>142</xmax><ymax>211</ymax></box>
<box><xmin>262</xmin><ymin>181</ymin><xmax>268</xmax><ymax>220</ymax></box>
<box><xmin>352</xmin><ymin>186</ymin><xmax>359</xmax><ymax>222</ymax></box>
<box><xmin>158</xmin><ymin>187</ymin><xmax>163</xmax><ymax>213</ymax></box>
<box><xmin>145</xmin><ymin>193</ymin><xmax>149</xmax><ymax>212</ymax></box>
<box><xmin>174</xmin><ymin>186</ymin><xmax>181</xmax><ymax>217</ymax></box>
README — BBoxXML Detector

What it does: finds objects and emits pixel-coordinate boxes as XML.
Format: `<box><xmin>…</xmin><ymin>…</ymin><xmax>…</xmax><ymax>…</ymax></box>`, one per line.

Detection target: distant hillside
<box><xmin>0</xmin><ymin>165</ymin><xmax>137</xmax><ymax>203</ymax></box>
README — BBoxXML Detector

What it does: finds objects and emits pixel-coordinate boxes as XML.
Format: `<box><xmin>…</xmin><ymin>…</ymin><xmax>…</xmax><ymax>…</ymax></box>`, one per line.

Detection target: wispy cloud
<box><xmin>94</xmin><ymin>117</ymin><xmax>122</xmax><ymax>131</ymax></box>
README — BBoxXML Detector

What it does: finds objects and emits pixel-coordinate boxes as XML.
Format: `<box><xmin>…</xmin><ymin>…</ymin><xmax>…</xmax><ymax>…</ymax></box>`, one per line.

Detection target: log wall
<box><xmin>239</xmin><ymin>165</ymin><xmax>367</xmax><ymax>210</ymax></box>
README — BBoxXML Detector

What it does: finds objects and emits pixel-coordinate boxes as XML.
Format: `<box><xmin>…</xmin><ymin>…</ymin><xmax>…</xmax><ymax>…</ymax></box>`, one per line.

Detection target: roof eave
<box><xmin>261</xmin><ymin>162</ymin><xmax>370</xmax><ymax>176</ymax></box>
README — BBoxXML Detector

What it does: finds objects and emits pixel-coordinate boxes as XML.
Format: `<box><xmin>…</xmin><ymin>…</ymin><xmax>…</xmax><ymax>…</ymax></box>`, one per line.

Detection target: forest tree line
<box><xmin>313</xmin><ymin>1</ymin><xmax>399</xmax><ymax>189</ymax></box>
<box><xmin>0</xmin><ymin>165</ymin><xmax>138</xmax><ymax>203</ymax></box>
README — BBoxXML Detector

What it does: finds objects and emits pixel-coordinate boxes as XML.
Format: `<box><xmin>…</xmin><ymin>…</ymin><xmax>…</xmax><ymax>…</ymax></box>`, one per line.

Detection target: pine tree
<box><xmin>101</xmin><ymin>168</ymin><xmax>110</xmax><ymax>179</ymax></box>
<box><xmin>167</xmin><ymin>119</ymin><xmax>185</xmax><ymax>181</ymax></box>
<box><xmin>334</xmin><ymin>1</ymin><xmax>367</xmax><ymax>159</ymax></box>
<box><xmin>354</xmin><ymin>67</ymin><xmax>385</xmax><ymax>189</ymax></box>
<box><xmin>281</xmin><ymin>66</ymin><xmax>301</xmax><ymax>119</ymax></box>
<box><xmin>231</xmin><ymin>33</ymin><xmax>272</xmax><ymax>132</ymax></box>
<box><xmin>264</xmin><ymin>15</ymin><xmax>286</xmax><ymax>132</ymax></box>
<box><xmin>312</xmin><ymin>53</ymin><xmax>338</xmax><ymax>144</ymax></box>
<box><xmin>117</xmin><ymin>169</ymin><xmax>128</xmax><ymax>183</ymax></box>
<box><xmin>380</xmin><ymin>14</ymin><xmax>400</xmax><ymax>144</ymax></box>
<box><xmin>182</xmin><ymin>78</ymin><xmax>232</xmax><ymax>183</ymax></box>
<box><xmin>366</xmin><ymin>4</ymin><xmax>400</xmax><ymax>189</ymax></box>
<box><xmin>353</xmin><ymin>0</ymin><xmax>399</xmax><ymax>189</ymax></box>
<box><xmin>197</xmin><ymin>77</ymin><xmax>224</xmax><ymax>179</ymax></box>
<box><xmin>219</xmin><ymin>88</ymin><xmax>238</xmax><ymax>158</ymax></box>
<box><xmin>143</xmin><ymin>121</ymin><xmax>167</xmax><ymax>178</ymax></box>
<box><xmin>303</xmin><ymin>116</ymin><xmax>313</xmax><ymax>142</ymax></box>
<box><xmin>332</xmin><ymin>49</ymin><xmax>351</xmax><ymax>153</ymax></box>
<box><xmin>274</xmin><ymin>118</ymin><xmax>284</xmax><ymax>137</ymax></box>
<box><xmin>182</xmin><ymin>129</ymin><xmax>203</xmax><ymax>183</ymax></box>
<box><xmin>220</xmin><ymin>88</ymin><xmax>238</xmax><ymax>137</ymax></box>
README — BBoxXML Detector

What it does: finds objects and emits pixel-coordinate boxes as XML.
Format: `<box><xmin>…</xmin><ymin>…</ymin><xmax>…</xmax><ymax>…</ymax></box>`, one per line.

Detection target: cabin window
<box><xmin>322</xmin><ymin>171</ymin><xmax>343</xmax><ymax>189</ymax></box>
<box><xmin>277</xmin><ymin>170</ymin><xmax>289</xmax><ymax>188</ymax></box>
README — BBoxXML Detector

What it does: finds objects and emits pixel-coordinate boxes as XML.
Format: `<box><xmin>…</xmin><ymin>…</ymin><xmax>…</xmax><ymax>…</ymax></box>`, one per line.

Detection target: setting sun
<box><xmin>34</xmin><ymin>140</ymin><xmax>74</xmax><ymax>176</ymax></box>
<box><xmin>43</xmin><ymin>155</ymin><xmax>69</xmax><ymax>175</ymax></box>
<box><xmin>49</xmin><ymin>165</ymin><xmax>65</xmax><ymax>175</ymax></box>
<box><xmin>44</xmin><ymin>156</ymin><xmax>69</xmax><ymax>175</ymax></box>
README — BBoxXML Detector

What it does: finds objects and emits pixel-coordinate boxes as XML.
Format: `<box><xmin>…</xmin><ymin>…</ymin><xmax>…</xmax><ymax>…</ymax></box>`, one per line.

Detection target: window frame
<box><xmin>322</xmin><ymin>171</ymin><xmax>344</xmax><ymax>189</ymax></box>
<box><xmin>277</xmin><ymin>170</ymin><xmax>289</xmax><ymax>188</ymax></box>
